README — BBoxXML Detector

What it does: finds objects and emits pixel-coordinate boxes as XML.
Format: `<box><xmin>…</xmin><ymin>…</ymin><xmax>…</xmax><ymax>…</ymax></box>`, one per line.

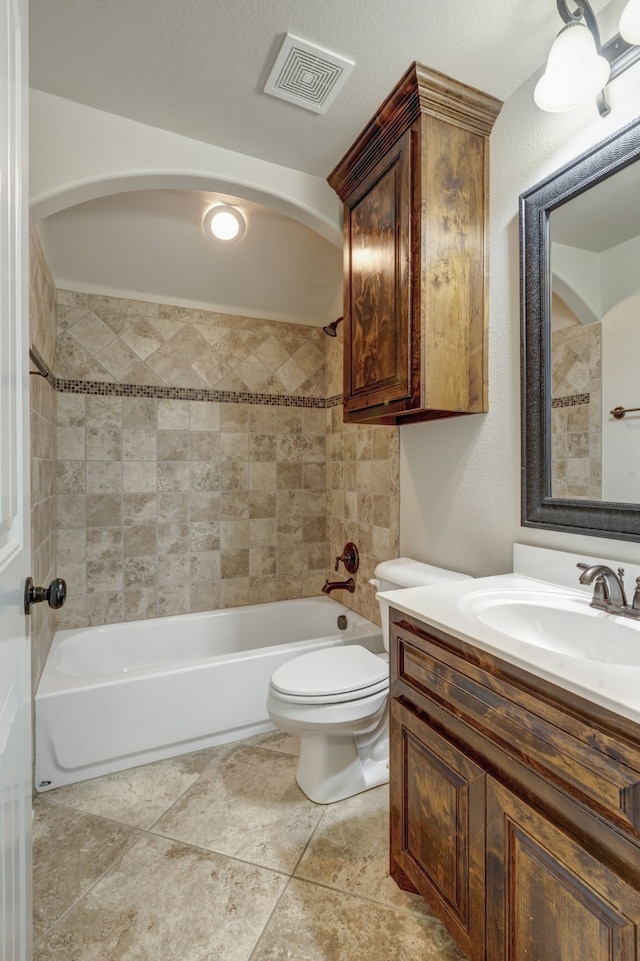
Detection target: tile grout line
<box><xmin>33</xmin><ymin>822</ymin><xmax>147</xmax><ymax>949</ymax></box>
<box><xmin>33</xmin><ymin>739</ymin><xmax>440</xmax><ymax>958</ymax></box>
<box><xmin>245</xmin><ymin>875</ymin><xmax>295</xmax><ymax>961</ymax></box>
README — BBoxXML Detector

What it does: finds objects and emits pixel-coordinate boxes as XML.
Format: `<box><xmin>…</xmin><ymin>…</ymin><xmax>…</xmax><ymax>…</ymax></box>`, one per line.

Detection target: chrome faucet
<box><xmin>577</xmin><ymin>562</ymin><xmax>640</xmax><ymax>619</ymax></box>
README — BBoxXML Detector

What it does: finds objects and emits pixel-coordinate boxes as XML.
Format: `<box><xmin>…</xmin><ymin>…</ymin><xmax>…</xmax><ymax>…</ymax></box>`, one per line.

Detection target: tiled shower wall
<box><xmin>47</xmin><ymin>288</ymin><xmax>399</xmax><ymax>631</ymax></box>
<box><xmin>324</xmin><ymin>335</ymin><xmax>400</xmax><ymax>625</ymax></box>
<box><xmin>55</xmin><ymin>395</ymin><xmax>328</xmax><ymax>627</ymax></box>
<box><xmin>29</xmin><ymin>225</ymin><xmax>57</xmax><ymax>691</ymax></box>
<box><xmin>551</xmin><ymin>322</ymin><xmax>602</xmax><ymax>500</ymax></box>
<box><xmin>54</xmin><ymin>292</ymin><xmax>331</xmax><ymax>629</ymax></box>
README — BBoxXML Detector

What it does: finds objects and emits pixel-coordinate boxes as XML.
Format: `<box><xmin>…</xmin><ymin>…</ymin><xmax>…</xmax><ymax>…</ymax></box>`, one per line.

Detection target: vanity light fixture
<box><xmin>535</xmin><ymin>0</ymin><xmax>640</xmax><ymax>116</ymax></box>
<box><xmin>203</xmin><ymin>204</ymin><xmax>247</xmax><ymax>243</ymax></box>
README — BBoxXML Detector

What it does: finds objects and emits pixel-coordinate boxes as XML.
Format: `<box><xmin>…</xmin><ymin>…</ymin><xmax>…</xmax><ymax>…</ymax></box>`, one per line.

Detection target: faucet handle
<box><xmin>592</xmin><ymin>574</ymin><xmax>610</xmax><ymax>603</ymax></box>
<box><xmin>334</xmin><ymin>542</ymin><xmax>359</xmax><ymax>574</ymax></box>
<box><xmin>633</xmin><ymin>577</ymin><xmax>640</xmax><ymax>611</ymax></box>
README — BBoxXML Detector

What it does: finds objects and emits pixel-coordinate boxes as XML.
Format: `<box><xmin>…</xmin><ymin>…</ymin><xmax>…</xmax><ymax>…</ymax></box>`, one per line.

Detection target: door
<box><xmin>0</xmin><ymin>0</ymin><xmax>32</xmax><ymax>958</ymax></box>
<box><xmin>390</xmin><ymin>699</ymin><xmax>486</xmax><ymax>961</ymax></box>
<box><xmin>486</xmin><ymin>777</ymin><xmax>640</xmax><ymax>961</ymax></box>
<box><xmin>343</xmin><ymin>129</ymin><xmax>413</xmax><ymax>421</ymax></box>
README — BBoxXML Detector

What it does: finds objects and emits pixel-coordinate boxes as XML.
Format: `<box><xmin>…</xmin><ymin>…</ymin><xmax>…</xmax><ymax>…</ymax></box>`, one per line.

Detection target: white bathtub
<box><xmin>34</xmin><ymin>596</ymin><xmax>383</xmax><ymax>791</ymax></box>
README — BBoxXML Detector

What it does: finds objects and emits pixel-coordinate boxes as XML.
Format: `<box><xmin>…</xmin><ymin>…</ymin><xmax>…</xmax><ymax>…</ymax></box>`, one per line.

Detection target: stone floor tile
<box><xmin>42</xmin><ymin>747</ymin><xmax>223</xmax><ymax>830</ymax></box>
<box><xmin>244</xmin><ymin>729</ymin><xmax>301</xmax><ymax>756</ymax></box>
<box><xmin>32</xmin><ymin>799</ymin><xmax>141</xmax><ymax>943</ymax></box>
<box><xmin>250</xmin><ymin>878</ymin><xmax>467</xmax><ymax>961</ymax></box>
<box><xmin>294</xmin><ymin>784</ymin><xmax>433</xmax><ymax>917</ymax></box>
<box><xmin>154</xmin><ymin>744</ymin><xmax>323</xmax><ymax>872</ymax></box>
<box><xmin>34</xmin><ymin>833</ymin><xmax>288</xmax><ymax>961</ymax></box>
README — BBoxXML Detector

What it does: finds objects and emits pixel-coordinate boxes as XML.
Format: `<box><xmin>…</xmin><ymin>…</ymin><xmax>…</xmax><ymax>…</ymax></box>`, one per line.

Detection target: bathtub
<box><xmin>34</xmin><ymin>596</ymin><xmax>383</xmax><ymax>792</ymax></box>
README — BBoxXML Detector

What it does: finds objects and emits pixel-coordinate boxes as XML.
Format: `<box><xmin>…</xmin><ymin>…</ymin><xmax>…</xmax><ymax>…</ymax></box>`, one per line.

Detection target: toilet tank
<box><xmin>372</xmin><ymin>558</ymin><xmax>472</xmax><ymax>651</ymax></box>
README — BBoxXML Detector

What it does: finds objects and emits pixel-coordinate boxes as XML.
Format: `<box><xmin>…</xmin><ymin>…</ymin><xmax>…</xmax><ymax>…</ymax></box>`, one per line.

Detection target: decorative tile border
<box><xmin>552</xmin><ymin>393</ymin><xmax>590</xmax><ymax>408</ymax></box>
<box><xmin>31</xmin><ymin>346</ymin><xmax>344</xmax><ymax>409</ymax></box>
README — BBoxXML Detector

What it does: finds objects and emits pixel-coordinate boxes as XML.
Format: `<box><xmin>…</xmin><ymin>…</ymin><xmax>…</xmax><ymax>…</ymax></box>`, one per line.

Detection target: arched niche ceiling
<box><xmin>37</xmin><ymin>188</ymin><xmax>343</xmax><ymax>326</ymax></box>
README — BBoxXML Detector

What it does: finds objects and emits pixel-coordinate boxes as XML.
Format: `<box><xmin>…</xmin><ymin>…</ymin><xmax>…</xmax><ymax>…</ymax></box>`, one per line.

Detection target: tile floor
<box><xmin>32</xmin><ymin>730</ymin><xmax>467</xmax><ymax>961</ymax></box>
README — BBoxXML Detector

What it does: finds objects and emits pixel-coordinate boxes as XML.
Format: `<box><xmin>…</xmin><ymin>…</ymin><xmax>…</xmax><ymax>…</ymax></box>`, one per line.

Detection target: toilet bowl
<box><xmin>267</xmin><ymin>558</ymin><xmax>472</xmax><ymax>804</ymax></box>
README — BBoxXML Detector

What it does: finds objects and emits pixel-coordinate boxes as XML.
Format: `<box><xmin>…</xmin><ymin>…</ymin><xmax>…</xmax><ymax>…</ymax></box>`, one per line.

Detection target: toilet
<box><xmin>267</xmin><ymin>558</ymin><xmax>472</xmax><ymax>804</ymax></box>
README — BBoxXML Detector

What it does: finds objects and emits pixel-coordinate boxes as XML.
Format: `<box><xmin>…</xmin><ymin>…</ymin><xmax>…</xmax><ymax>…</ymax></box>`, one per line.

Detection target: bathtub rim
<box><xmin>38</xmin><ymin>595</ymin><xmax>382</xmax><ymax>694</ymax></box>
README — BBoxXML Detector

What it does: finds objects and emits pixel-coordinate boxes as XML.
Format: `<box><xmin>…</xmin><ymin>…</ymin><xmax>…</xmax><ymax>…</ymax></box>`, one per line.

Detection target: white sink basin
<box><xmin>459</xmin><ymin>588</ymin><xmax>640</xmax><ymax>666</ymax></box>
<box><xmin>377</xmin><ymin>553</ymin><xmax>640</xmax><ymax>727</ymax></box>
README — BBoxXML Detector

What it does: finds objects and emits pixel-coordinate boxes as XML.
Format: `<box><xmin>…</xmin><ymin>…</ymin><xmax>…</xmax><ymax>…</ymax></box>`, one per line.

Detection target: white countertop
<box><xmin>379</xmin><ymin>571</ymin><xmax>640</xmax><ymax>727</ymax></box>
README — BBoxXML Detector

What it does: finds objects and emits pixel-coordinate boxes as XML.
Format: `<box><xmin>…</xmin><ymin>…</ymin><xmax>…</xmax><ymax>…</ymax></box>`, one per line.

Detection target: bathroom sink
<box><xmin>458</xmin><ymin>589</ymin><xmax>640</xmax><ymax>666</ymax></box>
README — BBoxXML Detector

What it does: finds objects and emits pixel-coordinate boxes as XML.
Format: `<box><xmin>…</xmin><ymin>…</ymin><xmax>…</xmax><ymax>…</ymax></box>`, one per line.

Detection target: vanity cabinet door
<box><xmin>342</xmin><ymin>129</ymin><xmax>413</xmax><ymax>421</ymax></box>
<box><xmin>390</xmin><ymin>699</ymin><xmax>486</xmax><ymax>961</ymax></box>
<box><xmin>486</xmin><ymin>777</ymin><xmax>640</xmax><ymax>961</ymax></box>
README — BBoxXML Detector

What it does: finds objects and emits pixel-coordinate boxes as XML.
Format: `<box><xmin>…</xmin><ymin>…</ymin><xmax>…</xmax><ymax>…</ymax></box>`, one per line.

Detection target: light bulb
<box><xmin>534</xmin><ymin>21</ymin><xmax>611</xmax><ymax>112</ymax></box>
<box><xmin>203</xmin><ymin>205</ymin><xmax>246</xmax><ymax>243</ymax></box>
<box><xmin>620</xmin><ymin>0</ymin><xmax>640</xmax><ymax>44</ymax></box>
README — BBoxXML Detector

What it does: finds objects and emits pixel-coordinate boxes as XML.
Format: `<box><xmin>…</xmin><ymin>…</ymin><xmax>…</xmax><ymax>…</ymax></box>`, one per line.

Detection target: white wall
<box><xmin>602</xmin><ymin>295</ymin><xmax>640</xmax><ymax>501</ymax></box>
<box><xmin>400</xmin><ymin>62</ymin><xmax>640</xmax><ymax>576</ymax></box>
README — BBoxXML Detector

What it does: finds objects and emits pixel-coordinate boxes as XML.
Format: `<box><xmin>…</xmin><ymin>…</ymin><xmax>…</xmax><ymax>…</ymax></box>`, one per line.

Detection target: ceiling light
<box><xmin>203</xmin><ymin>205</ymin><xmax>246</xmax><ymax>243</ymax></box>
<box><xmin>536</xmin><ymin>0</ymin><xmax>640</xmax><ymax>116</ymax></box>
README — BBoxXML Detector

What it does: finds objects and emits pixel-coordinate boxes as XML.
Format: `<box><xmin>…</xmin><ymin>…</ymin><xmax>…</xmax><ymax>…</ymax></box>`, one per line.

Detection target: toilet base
<box><xmin>295</xmin><ymin>708</ymin><xmax>389</xmax><ymax>804</ymax></box>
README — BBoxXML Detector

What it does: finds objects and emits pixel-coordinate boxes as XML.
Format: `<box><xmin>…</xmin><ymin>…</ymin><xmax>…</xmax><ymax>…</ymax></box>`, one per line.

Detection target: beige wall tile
<box><xmin>51</xmin><ymin>292</ymin><xmax>400</xmax><ymax>632</ymax></box>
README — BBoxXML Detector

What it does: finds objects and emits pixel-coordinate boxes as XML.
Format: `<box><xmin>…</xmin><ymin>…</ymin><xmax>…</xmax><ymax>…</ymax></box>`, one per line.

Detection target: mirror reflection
<box><xmin>550</xmin><ymin>160</ymin><xmax>640</xmax><ymax>504</ymax></box>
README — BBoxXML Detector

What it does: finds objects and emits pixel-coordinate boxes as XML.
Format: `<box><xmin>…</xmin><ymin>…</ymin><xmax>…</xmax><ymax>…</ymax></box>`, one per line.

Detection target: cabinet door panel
<box><xmin>344</xmin><ymin>130</ymin><xmax>412</xmax><ymax>415</ymax></box>
<box><xmin>486</xmin><ymin>777</ymin><xmax>640</xmax><ymax>961</ymax></box>
<box><xmin>390</xmin><ymin>699</ymin><xmax>485</xmax><ymax>961</ymax></box>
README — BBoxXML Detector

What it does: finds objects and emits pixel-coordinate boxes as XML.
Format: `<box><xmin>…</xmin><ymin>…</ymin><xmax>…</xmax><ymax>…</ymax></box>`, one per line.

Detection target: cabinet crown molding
<box><xmin>328</xmin><ymin>61</ymin><xmax>502</xmax><ymax>201</ymax></box>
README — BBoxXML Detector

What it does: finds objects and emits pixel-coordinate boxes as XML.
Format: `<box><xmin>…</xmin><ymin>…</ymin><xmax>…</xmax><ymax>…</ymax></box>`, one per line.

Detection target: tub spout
<box><xmin>322</xmin><ymin>577</ymin><xmax>355</xmax><ymax>594</ymax></box>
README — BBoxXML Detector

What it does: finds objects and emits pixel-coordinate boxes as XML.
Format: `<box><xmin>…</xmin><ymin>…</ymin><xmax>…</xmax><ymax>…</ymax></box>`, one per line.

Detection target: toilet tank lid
<box><xmin>374</xmin><ymin>557</ymin><xmax>472</xmax><ymax>589</ymax></box>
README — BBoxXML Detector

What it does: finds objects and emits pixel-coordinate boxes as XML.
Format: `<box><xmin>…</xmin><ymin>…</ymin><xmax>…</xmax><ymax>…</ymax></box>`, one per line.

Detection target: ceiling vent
<box><xmin>263</xmin><ymin>33</ymin><xmax>354</xmax><ymax>114</ymax></box>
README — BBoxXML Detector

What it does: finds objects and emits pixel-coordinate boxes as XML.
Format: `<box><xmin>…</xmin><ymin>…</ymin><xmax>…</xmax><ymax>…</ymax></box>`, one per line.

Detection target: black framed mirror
<box><xmin>520</xmin><ymin>115</ymin><xmax>640</xmax><ymax>541</ymax></box>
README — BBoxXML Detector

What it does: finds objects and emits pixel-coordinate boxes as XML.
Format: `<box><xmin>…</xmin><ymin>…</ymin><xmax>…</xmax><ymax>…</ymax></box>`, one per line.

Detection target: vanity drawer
<box><xmin>392</xmin><ymin>617</ymin><xmax>640</xmax><ymax>835</ymax></box>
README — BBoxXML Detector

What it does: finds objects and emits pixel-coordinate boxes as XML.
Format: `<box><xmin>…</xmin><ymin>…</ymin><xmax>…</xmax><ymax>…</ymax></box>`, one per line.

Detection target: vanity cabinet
<box><xmin>389</xmin><ymin>610</ymin><xmax>640</xmax><ymax>961</ymax></box>
<box><xmin>391</xmin><ymin>699</ymin><xmax>486</xmax><ymax>961</ymax></box>
<box><xmin>327</xmin><ymin>63</ymin><xmax>501</xmax><ymax>425</ymax></box>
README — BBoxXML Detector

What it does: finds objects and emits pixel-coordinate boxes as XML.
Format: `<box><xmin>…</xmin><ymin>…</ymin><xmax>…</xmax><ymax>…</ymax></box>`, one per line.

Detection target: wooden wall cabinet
<box><xmin>328</xmin><ymin>64</ymin><xmax>502</xmax><ymax>425</ymax></box>
<box><xmin>389</xmin><ymin>610</ymin><xmax>640</xmax><ymax>961</ymax></box>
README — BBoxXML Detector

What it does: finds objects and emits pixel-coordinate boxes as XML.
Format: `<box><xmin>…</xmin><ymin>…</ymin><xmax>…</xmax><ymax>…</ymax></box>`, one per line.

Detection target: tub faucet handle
<box><xmin>335</xmin><ymin>542</ymin><xmax>359</xmax><ymax>574</ymax></box>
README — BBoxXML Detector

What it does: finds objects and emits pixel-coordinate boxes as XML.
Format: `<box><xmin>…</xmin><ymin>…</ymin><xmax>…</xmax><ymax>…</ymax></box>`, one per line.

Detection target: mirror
<box><xmin>521</xmin><ymin>116</ymin><xmax>640</xmax><ymax>541</ymax></box>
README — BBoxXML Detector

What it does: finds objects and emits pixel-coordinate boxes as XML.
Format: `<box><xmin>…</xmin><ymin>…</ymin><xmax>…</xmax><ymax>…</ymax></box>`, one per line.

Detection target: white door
<box><xmin>0</xmin><ymin>0</ymin><xmax>32</xmax><ymax>958</ymax></box>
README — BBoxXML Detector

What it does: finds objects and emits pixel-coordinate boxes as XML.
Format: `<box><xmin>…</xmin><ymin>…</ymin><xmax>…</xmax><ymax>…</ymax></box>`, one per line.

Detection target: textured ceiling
<box><xmin>30</xmin><ymin>0</ymin><xmax>615</xmax><ymax>178</ymax></box>
<box><xmin>29</xmin><ymin>0</ymin><xmax>615</xmax><ymax>321</ymax></box>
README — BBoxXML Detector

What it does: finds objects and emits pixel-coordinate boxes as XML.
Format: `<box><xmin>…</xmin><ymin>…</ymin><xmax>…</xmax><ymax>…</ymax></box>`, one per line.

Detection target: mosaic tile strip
<box><xmin>552</xmin><ymin>393</ymin><xmax>590</xmax><ymax>408</ymax></box>
<box><xmin>31</xmin><ymin>347</ymin><xmax>345</xmax><ymax>409</ymax></box>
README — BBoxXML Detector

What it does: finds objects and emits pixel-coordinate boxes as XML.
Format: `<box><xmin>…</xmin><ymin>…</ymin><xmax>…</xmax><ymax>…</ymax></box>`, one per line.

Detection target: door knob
<box><xmin>24</xmin><ymin>577</ymin><xmax>67</xmax><ymax>615</ymax></box>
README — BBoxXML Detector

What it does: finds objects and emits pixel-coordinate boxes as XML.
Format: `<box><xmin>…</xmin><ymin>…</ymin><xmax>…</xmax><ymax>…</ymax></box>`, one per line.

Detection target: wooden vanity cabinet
<box><xmin>327</xmin><ymin>63</ymin><xmax>502</xmax><ymax>425</ymax></box>
<box><xmin>389</xmin><ymin>609</ymin><xmax>640</xmax><ymax>961</ymax></box>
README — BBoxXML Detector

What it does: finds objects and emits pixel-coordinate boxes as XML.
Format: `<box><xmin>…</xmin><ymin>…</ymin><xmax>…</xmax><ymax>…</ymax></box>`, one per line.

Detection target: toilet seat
<box><xmin>270</xmin><ymin>645</ymin><xmax>388</xmax><ymax>705</ymax></box>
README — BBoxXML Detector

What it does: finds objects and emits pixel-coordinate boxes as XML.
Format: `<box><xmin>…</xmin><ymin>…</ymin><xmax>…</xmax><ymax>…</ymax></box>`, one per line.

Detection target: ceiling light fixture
<box><xmin>203</xmin><ymin>205</ymin><xmax>247</xmax><ymax>243</ymax></box>
<box><xmin>535</xmin><ymin>0</ymin><xmax>640</xmax><ymax>116</ymax></box>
